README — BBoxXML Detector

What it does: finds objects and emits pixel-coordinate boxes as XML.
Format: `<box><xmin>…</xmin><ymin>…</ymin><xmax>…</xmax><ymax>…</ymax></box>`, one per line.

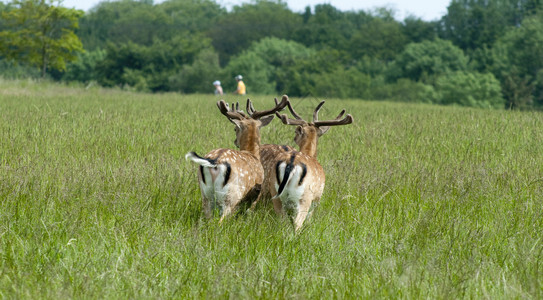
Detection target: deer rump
<box><xmin>274</xmin><ymin>152</ymin><xmax>325</xmax><ymax>222</ymax></box>
<box><xmin>185</xmin><ymin>151</ymin><xmax>262</xmax><ymax>216</ymax></box>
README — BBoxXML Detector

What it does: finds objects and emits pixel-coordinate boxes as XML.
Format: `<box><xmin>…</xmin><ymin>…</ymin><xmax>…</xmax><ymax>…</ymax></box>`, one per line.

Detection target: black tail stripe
<box><xmin>275</xmin><ymin>161</ymin><xmax>282</xmax><ymax>185</ymax></box>
<box><xmin>299</xmin><ymin>163</ymin><xmax>307</xmax><ymax>185</ymax></box>
<box><xmin>289</xmin><ymin>153</ymin><xmax>296</xmax><ymax>164</ymax></box>
<box><xmin>277</xmin><ymin>163</ymin><xmax>292</xmax><ymax>195</ymax></box>
<box><xmin>277</xmin><ymin>154</ymin><xmax>297</xmax><ymax>195</ymax></box>
<box><xmin>223</xmin><ymin>162</ymin><xmax>231</xmax><ymax>186</ymax></box>
<box><xmin>199</xmin><ymin>166</ymin><xmax>205</xmax><ymax>184</ymax></box>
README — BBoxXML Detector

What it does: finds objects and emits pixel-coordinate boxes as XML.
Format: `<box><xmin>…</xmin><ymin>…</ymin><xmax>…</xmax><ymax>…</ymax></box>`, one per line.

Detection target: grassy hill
<box><xmin>1</xmin><ymin>80</ymin><xmax>541</xmax><ymax>298</ymax></box>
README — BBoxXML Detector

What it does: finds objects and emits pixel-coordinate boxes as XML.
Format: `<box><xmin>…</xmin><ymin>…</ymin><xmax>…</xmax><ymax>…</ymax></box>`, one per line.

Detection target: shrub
<box><xmin>436</xmin><ymin>71</ymin><xmax>505</xmax><ymax>108</ymax></box>
<box><xmin>389</xmin><ymin>39</ymin><xmax>468</xmax><ymax>84</ymax></box>
<box><xmin>309</xmin><ymin>67</ymin><xmax>372</xmax><ymax>99</ymax></box>
<box><xmin>168</xmin><ymin>49</ymin><xmax>221</xmax><ymax>94</ymax></box>
<box><xmin>62</xmin><ymin>49</ymin><xmax>106</xmax><ymax>83</ymax></box>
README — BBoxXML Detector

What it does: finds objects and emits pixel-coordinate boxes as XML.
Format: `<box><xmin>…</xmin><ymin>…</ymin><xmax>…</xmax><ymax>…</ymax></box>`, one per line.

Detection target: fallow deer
<box><xmin>185</xmin><ymin>96</ymin><xmax>288</xmax><ymax>221</ymax></box>
<box><xmin>261</xmin><ymin>100</ymin><xmax>353</xmax><ymax>231</ymax></box>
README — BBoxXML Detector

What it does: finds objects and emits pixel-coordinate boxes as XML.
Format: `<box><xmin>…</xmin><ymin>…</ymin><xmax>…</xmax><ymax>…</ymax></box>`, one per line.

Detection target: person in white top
<box><xmin>213</xmin><ymin>80</ymin><xmax>223</xmax><ymax>95</ymax></box>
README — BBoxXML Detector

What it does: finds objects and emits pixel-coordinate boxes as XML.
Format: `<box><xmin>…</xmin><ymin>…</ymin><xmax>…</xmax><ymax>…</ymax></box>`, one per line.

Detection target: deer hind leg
<box><xmin>198</xmin><ymin>166</ymin><xmax>216</xmax><ymax>219</ymax></box>
<box><xmin>198</xmin><ymin>163</ymin><xmax>231</xmax><ymax>219</ymax></box>
<box><xmin>293</xmin><ymin>196</ymin><xmax>313</xmax><ymax>232</ymax></box>
<box><xmin>246</xmin><ymin>184</ymin><xmax>263</xmax><ymax>212</ymax></box>
<box><xmin>276</xmin><ymin>164</ymin><xmax>306</xmax><ymax>225</ymax></box>
<box><xmin>272</xmin><ymin>196</ymin><xmax>283</xmax><ymax>215</ymax></box>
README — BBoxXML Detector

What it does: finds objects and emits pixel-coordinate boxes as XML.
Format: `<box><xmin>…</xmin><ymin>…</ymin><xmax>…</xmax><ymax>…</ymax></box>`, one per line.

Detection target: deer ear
<box><xmin>231</xmin><ymin>119</ymin><xmax>242</xmax><ymax>128</ymax></box>
<box><xmin>317</xmin><ymin>126</ymin><xmax>330</xmax><ymax>136</ymax></box>
<box><xmin>259</xmin><ymin>115</ymin><xmax>275</xmax><ymax>127</ymax></box>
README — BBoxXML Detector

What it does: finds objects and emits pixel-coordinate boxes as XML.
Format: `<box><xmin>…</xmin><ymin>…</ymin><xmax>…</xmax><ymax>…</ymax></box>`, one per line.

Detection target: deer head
<box><xmin>216</xmin><ymin>95</ymin><xmax>288</xmax><ymax>157</ymax></box>
<box><xmin>276</xmin><ymin>100</ymin><xmax>353</xmax><ymax>158</ymax></box>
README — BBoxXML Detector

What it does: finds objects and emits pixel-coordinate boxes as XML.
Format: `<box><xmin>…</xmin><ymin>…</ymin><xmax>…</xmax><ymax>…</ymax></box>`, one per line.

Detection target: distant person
<box><xmin>234</xmin><ymin>75</ymin><xmax>246</xmax><ymax>95</ymax></box>
<box><xmin>213</xmin><ymin>80</ymin><xmax>223</xmax><ymax>95</ymax></box>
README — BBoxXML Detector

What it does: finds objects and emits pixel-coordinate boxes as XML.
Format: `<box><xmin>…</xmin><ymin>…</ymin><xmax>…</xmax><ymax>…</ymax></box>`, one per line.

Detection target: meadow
<box><xmin>0</xmin><ymin>79</ymin><xmax>542</xmax><ymax>298</ymax></box>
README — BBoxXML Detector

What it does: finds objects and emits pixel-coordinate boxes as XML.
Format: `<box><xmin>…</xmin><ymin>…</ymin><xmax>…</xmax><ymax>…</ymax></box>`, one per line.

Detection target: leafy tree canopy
<box><xmin>0</xmin><ymin>0</ymin><xmax>84</xmax><ymax>77</ymax></box>
<box><xmin>209</xmin><ymin>0</ymin><xmax>302</xmax><ymax>64</ymax></box>
<box><xmin>389</xmin><ymin>39</ymin><xmax>469</xmax><ymax>83</ymax></box>
<box><xmin>491</xmin><ymin>15</ymin><xmax>543</xmax><ymax>108</ymax></box>
<box><xmin>436</xmin><ymin>71</ymin><xmax>505</xmax><ymax>109</ymax></box>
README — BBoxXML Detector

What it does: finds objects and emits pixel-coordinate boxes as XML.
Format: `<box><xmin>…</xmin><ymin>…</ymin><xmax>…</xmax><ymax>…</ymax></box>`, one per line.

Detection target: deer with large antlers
<box><xmin>185</xmin><ymin>96</ymin><xmax>288</xmax><ymax>221</ymax></box>
<box><xmin>257</xmin><ymin>100</ymin><xmax>353</xmax><ymax>231</ymax></box>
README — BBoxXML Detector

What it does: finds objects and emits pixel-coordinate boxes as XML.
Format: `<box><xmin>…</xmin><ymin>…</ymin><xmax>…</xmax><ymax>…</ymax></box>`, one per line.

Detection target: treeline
<box><xmin>1</xmin><ymin>0</ymin><xmax>542</xmax><ymax>109</ymax></box>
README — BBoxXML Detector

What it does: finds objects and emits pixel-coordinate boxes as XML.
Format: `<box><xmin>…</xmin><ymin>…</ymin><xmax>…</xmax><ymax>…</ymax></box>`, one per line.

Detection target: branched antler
<box><xmin>246</xmin><ymin>95</ymin><xmax>288</xmax><ymax>120</ymax></box>
<box><xmin>217</xmin><ymin>100</ymin><xmax>245</xmax><ymax>120</ymax></box>
<box><xmin>276</xmin><ymin>100</ymin><xmax>353</xmax><ymax>127</ymax></box>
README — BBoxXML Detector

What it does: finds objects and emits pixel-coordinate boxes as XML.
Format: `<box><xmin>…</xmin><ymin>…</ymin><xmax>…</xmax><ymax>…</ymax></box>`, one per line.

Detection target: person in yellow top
<box><xmin>234</xmin><ymin>75</ymin><xmax>246</xmax><ymax>95</ymax></box>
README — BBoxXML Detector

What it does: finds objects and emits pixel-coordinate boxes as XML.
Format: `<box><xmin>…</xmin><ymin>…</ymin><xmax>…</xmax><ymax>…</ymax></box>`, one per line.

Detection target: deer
<box><xmin>185</xmin><ymin>96</ymin><xmax>288</xmax><ymax>222</ymax></box>
<box><xmin>257</xmin><ymin>99</ymin><xmax>353</xmax><ymax>231</ymax></box>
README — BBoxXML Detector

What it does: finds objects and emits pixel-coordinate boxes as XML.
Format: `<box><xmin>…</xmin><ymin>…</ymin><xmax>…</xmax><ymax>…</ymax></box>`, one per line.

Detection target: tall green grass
<box><xmin>1</xmin><ymin>80</ymin><xmax>541</xmax><ymax>298</ymax></box>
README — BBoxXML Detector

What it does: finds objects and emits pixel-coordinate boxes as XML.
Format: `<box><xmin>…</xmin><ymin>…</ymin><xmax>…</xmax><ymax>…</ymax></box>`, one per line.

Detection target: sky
<box><xmin>60</xmin><ymin>0</ymin><xmax>451</xmax><ymax>21</ymax></box>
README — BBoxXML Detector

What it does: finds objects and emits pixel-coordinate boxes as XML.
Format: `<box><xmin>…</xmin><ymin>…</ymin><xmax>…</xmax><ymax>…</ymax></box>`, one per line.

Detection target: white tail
<box><xmin>185</xmin><ymin>152</ymin><xmax>217</xmax><ymax>167</ymax></box>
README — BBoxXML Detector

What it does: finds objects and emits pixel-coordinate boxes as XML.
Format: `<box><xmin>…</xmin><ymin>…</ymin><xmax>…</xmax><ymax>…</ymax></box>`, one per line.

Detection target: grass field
<box><xmin>1</xmin><ymin>79</ymin><xmax>542</xmax><ymax>298</ymax></box>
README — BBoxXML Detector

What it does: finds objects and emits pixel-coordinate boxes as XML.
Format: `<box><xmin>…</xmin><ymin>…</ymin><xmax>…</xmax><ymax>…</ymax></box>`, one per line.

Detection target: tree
<box><xmin>491</xmin><ymin>15</ymin><xmax>543</xmax><ymax>109</ymax></box>
<box><xmin>349</xmin><ymin>17</ymin><xmax>408</xmax><ymax>61</ymax></box>
<box><xmin>61</xmin><ymin>49</ymin><xmax>106</xmax><ymax>83</ymax></box>
<box><xmin>294</xmin><ymin>4</ymin><xmax>352</xmax><ymax>51</ymax></box>
<box><xmin>78</xmin><ymin>0</ymin><xmax>225</xmax><ymax>51</ymax></box>
<box><xmin>436</xmin><ymin>71</ymin><xmax>505</xmax><ymax>108</ymax></box>
<box><xmin>223</xmin><ymin>37</ymin><xmax>315</xmax><ymax>95</ymax></box>
<box><xmin>309</xmin><ymin>66</ymin><xmax>372</xmax><ymax>99</ymax></box>
<box><xmin>94</xmin><ymin>31</ymin><xmax>212</xmax><ymax>92</ymax></box>
<box><xmin>0</xmin><ymin>0</ymin><xmax>84</xmax><ymax>77</ymax></box>
<box><xmin>439</xmin><ymin>0</ymin><xmax>543</xmax><ymax>51</ymax></box>
<box><xmin>401</xmin><ymin>16</ymin><xmax>437</xmax><ymax>44</ymax></box>
<box><xmin>169</xmin><ymin>49</ymin><xmax>222</xmax><ymax>93</ymax></box>
<box><xmin>388</xmin><ymin>39</ymin><xmax>469</xmax><ymax>83</ymax></box>
<box><xmin>209</xmin><ymin>0</ymin><xmax>301</xmax><ymax>64</ymax></box>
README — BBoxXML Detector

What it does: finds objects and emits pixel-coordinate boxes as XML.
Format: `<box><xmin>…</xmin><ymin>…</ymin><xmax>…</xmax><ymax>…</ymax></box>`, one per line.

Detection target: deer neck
<box><xmin>239</xmin><ymin>125</ymin><xmax>261</xmax><ymax>160</ymax></box>
<box><xmin>298</xmin><ymin>132</ymin><xmax>318</xmax><ymax>158</ymax></box>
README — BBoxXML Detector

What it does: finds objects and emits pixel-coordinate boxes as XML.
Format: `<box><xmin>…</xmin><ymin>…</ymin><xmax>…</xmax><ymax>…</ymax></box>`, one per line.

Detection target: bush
<box><xmin>62</xmin><ymin>49</ymin><xmax>106</xmax><ymax>83</ymax></box>
<box><xmin>223</xmin><ymin>37</ymin><xmax>315</xmax><ymax>95</ymax></box>
<box><xmin>309</xmin><ymin>67</ymin><xmax>372</xmax><ymax>99</ymax></box>
<box><xmin>168</xmin><ymin>49</ymin><xmax>221</xmax><ymax>94</ymax></box>
<box><xmin>372</xmin><ymin>78</ymin><xmax>439</xmax><ymax>103</ymax></box>
<box><xmin>389</xmin><ymin>39</ymin><xmax>468</xmax><ymax>84</ymax></box>
<box><xmin>0</xmin><ymin>59</ymin><xmax>41</xmax><ymax>79</ymax></box>
<box><xmin>222</xmin><ymin>51</ymin><xmax>275</xmax><ymax>95</ymax></box>
<box><xmin>121</xmin><ymin>68</ymin><xmax>149</xmax><ymax>92</ymax></box>
<box><xmin>436</xmin><ymin>71</ymin><xmax>505</xmax><ymax>108</ymax></box>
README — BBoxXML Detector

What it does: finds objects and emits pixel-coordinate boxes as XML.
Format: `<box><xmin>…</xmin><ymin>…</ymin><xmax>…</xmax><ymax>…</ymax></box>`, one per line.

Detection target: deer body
<box><xmin>186</xmin><ymin>97</ymin><xmax>288</xmax><ymax>221</ymax></box>
<box><xmin>186</xmin><ymin>146</ymin><xmax>263</xmax><ymax>220</ymax></box>
<box><xmin>264</xmin><ymin>100</ymin><xmax>353</xmax><ymax>231</ymax></box>
<box><xmin>272</xmin><ymin>150</ymin><xmax>325</xmax><ymax>231</ymax></box>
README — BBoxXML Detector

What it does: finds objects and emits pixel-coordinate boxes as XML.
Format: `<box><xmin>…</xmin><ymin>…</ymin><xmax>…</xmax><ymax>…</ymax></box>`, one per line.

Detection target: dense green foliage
<box><xmin>436</xmin><ymin>71</ymin><xmax>505</xmax><ymax>108</ymax></box>
<box><xmin>1</xmin><ymin>81</ymin><xmax>542</xmax><ymax>297</ymax></box>
<box><xmin>1</xmin><ymin>0</ymin><xmax>543</xmax><ymax>109</ymax></box>
<box><xmin>0</xmin><ymin>0</ymin><xmax>84</xmax><ymax>77</ymax></box>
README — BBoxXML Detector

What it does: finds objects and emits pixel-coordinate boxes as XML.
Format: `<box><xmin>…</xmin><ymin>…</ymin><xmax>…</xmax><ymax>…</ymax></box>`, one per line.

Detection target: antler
<box><xmin>246</xmin><ymin>95</ymin><xmax>288</xmax><ymax>120</ymax></box>
<box><xmin>277</xmin><ymin>99</ymin><xmax>353</xmax><ymax>127</ymax></box>
<box><xmin>313</xmin><ymin>113</ymin><xmax>353</xmax><ymax>127</ymax></box>
<box><xmin>276</xmin><ymin>100</ymin><xmax>307</xmax><ymax>126</ymax></box>
<box><xmin>217</xmin><ymin>100</ymin><xmax>245</xmax><ymax>120</ymax></box>
<box><xmin>313</xmin><ymin>100</ymin><xmax>353</xmax><ymax>127</ymax></box>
